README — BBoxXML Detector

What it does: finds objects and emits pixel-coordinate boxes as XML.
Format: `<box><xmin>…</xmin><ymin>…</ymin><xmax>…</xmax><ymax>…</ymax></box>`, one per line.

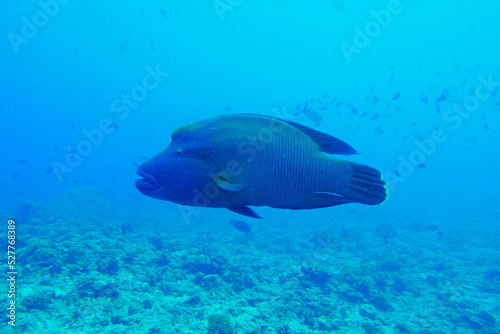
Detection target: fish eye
<box><xmin>175</xmin><ymin>149</ymin><xmax>183</xmax><ymax>156</ymax></box>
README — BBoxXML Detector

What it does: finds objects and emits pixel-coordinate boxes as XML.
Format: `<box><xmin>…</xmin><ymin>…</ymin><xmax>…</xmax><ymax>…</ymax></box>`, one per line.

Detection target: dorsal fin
<box><xmin>282</xmin><ymin>119</ymin><xmax>359</xmax><ymax>155</ymax></box>
<box><xmin>218</xmin><ymin>113</ymin><xmax>359</xmax><ymax>155</ymax></box>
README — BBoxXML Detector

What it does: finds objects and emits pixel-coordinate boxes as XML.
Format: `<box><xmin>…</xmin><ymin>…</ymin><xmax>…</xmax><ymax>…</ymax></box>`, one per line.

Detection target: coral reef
<box><xmin>207</xmin><ymin>314</ymin><xmax>234</xmax><ymax>334</ymax></box>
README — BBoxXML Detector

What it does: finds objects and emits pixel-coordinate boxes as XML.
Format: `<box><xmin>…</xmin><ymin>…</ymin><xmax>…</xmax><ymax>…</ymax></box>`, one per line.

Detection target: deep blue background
<box><xmin>1</xmin><ymin>0</ymin><xmax>499</xmax><ymax>217</ymax></box>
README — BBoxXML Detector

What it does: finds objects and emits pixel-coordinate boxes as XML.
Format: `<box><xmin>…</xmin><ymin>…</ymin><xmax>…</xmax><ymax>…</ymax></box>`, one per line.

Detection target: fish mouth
<box><xmin>135</xmin><ymin>167</ymin><xmax>162</xmax><ymax>192</ymax></box>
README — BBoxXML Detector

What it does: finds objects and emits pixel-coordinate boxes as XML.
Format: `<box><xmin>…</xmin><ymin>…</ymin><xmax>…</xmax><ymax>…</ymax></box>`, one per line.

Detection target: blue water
<box><xmin>1</xmin><ymin>1</ymin><xmax>499</xmax><ymax>333</ymax></box>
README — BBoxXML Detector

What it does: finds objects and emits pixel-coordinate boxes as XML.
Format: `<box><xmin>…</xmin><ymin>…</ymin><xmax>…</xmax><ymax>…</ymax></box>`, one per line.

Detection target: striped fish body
<box><xmin>206</xmin><ymin>115</ymin><xmax>352</xmax><ymax>207</ymax></box>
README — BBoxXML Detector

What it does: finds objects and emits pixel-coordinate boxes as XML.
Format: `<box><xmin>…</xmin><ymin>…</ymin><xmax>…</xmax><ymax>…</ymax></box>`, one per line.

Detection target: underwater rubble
<box><xmin>7</xmin><ymin>188</ymin><xmax>500</xmax><ymax>333</ymax></box>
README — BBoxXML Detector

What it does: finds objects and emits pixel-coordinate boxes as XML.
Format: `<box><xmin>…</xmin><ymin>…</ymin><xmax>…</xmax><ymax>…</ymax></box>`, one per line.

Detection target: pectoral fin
<box><xmin>214</xmin><ymin>176</ymin><xmax>248</xmax><ymax>192</ymax></box>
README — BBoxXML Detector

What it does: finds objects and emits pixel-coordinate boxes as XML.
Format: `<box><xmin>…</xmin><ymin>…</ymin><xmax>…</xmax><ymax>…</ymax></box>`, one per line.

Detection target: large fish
<box><xmin>136</xmin><ymin>114</ymin><xmax>388</xmax><ymax>218</ymax></box>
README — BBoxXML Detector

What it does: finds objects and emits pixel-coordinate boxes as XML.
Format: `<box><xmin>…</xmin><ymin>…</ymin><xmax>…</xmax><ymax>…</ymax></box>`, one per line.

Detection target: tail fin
<box><xmin>343</xmin><ymin>162</ymin><xmax>388</xmax><ymax>205</ymax></box>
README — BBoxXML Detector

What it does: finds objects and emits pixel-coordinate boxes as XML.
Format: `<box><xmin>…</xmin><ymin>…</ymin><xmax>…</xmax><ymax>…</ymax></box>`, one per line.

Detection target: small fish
<box><xmin>425</xmin><ymin>224</ymin><xmax>439</xmax><ymax>232</ymax></box>
<box><xmin>435</xmin><ymin>89</ymin><xmax>449</xmax><ymax>105</ymax></box>
<box><xmin>299</xmin><ymin>101</ymin><xmax>322</xmax><ymax>126</ymax></box>
<box><xmin>120</xmin><ymin>41</ymin><xmax>129</xmax><ymax>52</ymax></box>
<box><xmin>456</xmin><ymin>78</ymin><xmax>468</xmax><ymax>88</ymax></box>
<box><xmin>10</xmin><ymin>172</ymin><xmax>20</xmax><ymax>179</ymax></box>
<box><xmin>230</xmin><ymin>219</ymin><xmax>251</xmax><ymax>233</ymax></box>
<box><xmin>417</xmin><ymin>163</ymin><xmax>426</xmax><ymax>169</ymax></box>
<box><xmin>224</xmin><ymin>107</ymin><xmax>232</xmax><ymax>111</ymax></box>
<box><xmin>46</xmin><ymin>167</ymin><xmax>53</xmax><ymax>174</ymax></box>
<box><xmin>302</xmin><ymin>109</ymin><xmax>322</xmax><ymax>126</ymax></box>
<box><xmin>331</xmin><ymin>0</ymin><xmax>345</xmax><ymax>11</ymax></box>
<box><xmin>108</xmin><ymin>122</ymin><xmax>120</xmax><ymax>130</ymax></box>
<box><xmin>150</xmin><ymin>38</ymin><xmax>155</xmax><ymax>52</ymax></box>
<box><xmin>140</xmin><ymin>156</ymin><xmax>148</xmax><ymax>160</ymax></box>
<box><xmin>392</xmin><ymin>92</ymin><xmax>401</xmax><ymax>100</ymax></box>
<box><xmin>159</xmin><ymin>6</ymin><xmax>168</xmax><ymax>19</ymax></box>
<box><xmin>340</xmin><ymin>229</ymin><xmax>351</xmax><ymax>237</ymax></box>
<box><xmin>323</xmin><ymin>92</ymin><xmax>331</xmax><ymax>98</ymax></box>
<box><xmin>70</xmin><ymin>123</ymin><xmax>75</xmax><ymax>130</ymax></box>
<box><xmin>420</xmin><ymin>96</ymin><xmax>429</xmax><ymax>104</ymax></box>
<box><xmin>18</xmin><ymin>159</ymin><xmax>27</xmax><ymax>164</ymax></box>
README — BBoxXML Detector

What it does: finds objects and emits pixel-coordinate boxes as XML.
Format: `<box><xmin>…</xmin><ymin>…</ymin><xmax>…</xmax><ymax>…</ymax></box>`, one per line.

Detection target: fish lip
<box><xmin>135</xmin><ymin>167</ymin><xmax>162</xmax><ymax>192</ymax></box>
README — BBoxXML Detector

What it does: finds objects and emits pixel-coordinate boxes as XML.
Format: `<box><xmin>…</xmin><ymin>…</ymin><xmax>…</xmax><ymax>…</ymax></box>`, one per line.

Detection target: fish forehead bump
<box><xmin>171</xmin><ymin>114</ymin><xmax>316</xmax><ymax>150</ymax></box>
<box><xmin>171</xmin><ymin>116</ymin><xmax>223</xmax><ymax>140</ymax></box>
<box><xmin>174</xmin><ymin>114</ymin><xmax>288</xmax><ymax>134</ymax></box>
<box><xmin>213</xmin><ymin>114</ymin><xmax>302</xmax><ymax>138</ymax></box>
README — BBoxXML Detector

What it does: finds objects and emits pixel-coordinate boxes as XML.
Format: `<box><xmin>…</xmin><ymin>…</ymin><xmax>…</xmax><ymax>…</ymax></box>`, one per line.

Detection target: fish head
<box><xmin>135</xmin><ymin>125</ymin><xmax>218</xmax><ymax>205</ymax></box>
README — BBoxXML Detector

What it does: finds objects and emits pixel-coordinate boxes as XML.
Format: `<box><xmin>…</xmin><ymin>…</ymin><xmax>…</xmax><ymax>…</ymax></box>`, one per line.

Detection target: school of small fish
<box><xmin>10</xmin><ymin>5</ymin><xmax>495</xmax><ymax>194</ymax></box>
